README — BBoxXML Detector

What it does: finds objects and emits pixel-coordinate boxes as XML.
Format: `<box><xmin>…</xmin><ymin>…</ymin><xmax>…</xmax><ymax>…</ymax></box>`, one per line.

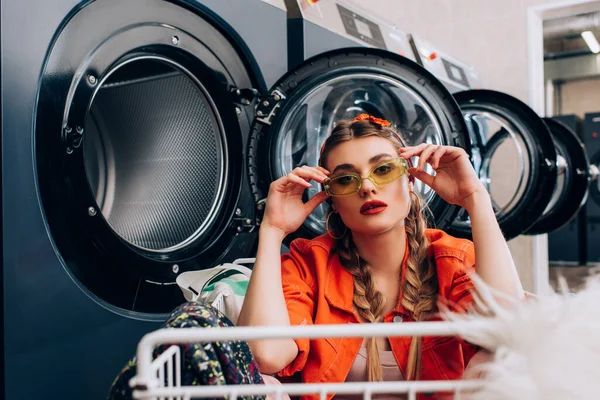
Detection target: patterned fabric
<box><xmin>107</xmin><ymin>302</ymin><xmax>265</xmax><ymax>400</ymax></box>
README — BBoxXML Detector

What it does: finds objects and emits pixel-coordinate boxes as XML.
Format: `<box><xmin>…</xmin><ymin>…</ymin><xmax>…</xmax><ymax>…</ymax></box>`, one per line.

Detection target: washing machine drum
<box><xmin>249</xmin><ymin>48</ymin><xmax>472</xmax><ymax>240</ymax></box>
<box><xmin>447</xmin><ymin>90</ymin><xmax>558</xmax><ymax>240</ymax></box>
<box><xmin>84</xmin><ymin>60</ymin><xmax>227</xmax><ymax>253</ymax></box>
<box><xmin>524</xmin><ymin>118</ymin><xmax>591</xmax><ymax>234</ymax></box>
<box><xmin>34</xmin><ymin>0</ymin><xmax>262</xmax><ymax>317</ymax></box>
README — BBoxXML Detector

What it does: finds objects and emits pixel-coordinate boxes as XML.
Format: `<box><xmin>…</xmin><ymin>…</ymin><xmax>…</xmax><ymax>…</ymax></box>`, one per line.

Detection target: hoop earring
<box><xmin>326</xmin><ymin>212</ymin><xmax>347</xmax><ymax>240</ymax></box>
<box><xmin>409</xmin><ymin>190</ymin><xmax>421</xmax><ymax>204</ymax></box>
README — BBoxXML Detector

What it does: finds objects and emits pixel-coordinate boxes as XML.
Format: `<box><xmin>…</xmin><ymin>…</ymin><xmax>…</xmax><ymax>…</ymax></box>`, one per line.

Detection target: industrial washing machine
<box><xmin>1</xmin><ymin>0</ymin><xmax>287</xmax><ymax>398</ymax></box>
<box><xmin>408</xmin><ymin>34</ymin><xmax>591</xmax><ymax>242</ymax></box>
<box><xmin>250</xmin><ymin>0</ymin><xmax>475</xmax><ymax>243</ymax></box>
<box><xmin>583</xmin><ymin>112</ymin><xmax>600</xmax><ymax>263</ymax></box>
<box><xmin>545</xmin><ymin>115</ymin><xmax>589</xmax><ymax>265</ymax></box>
<box><xmin>269</xmin><ymin>0</ymin><xmax>566</xmax><ymax>242</ymax></box>
<box><xmin>410</xmin><ymin>27</ymin><xmax>596</xmax><ymax>259</ymax></box>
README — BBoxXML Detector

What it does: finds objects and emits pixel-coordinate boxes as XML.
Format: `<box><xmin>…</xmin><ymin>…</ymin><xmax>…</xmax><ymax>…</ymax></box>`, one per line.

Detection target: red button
<box><xmin>593</xmin><ymin>132</ymin><xmax>599</xmax><ymax>138</ymax></box>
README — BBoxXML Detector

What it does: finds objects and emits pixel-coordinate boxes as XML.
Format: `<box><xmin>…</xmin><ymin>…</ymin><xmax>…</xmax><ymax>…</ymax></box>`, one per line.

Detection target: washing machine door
<box><xmin>447</xmin><ymin>90</ymin><xmax>557</xmax><ymax>241</ymax></box>
<box><xmin>35</xmin><ymin>0</ymin><xmax>265</xmax><ymax>317</ymax></box>
<box><xmin>249</xmin><ymin>47</ymin><xmax>472</xmax><ymax>240</ymax></box>
<box><xmin>524</xmin><ymin>118</ymin><xmax>591</xmax><ymax>234</ymax></box>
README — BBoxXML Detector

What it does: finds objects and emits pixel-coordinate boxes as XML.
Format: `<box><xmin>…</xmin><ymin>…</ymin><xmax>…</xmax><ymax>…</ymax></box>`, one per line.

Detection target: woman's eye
<box><xmin>336</xmin><ymin>176</ymin><xmax>354</xmax><ymax>185</ymax></box>
<box><xmin>374</xmin><ymin>165</ymin><xmax>393</xmax><ymax>174</ymax></box>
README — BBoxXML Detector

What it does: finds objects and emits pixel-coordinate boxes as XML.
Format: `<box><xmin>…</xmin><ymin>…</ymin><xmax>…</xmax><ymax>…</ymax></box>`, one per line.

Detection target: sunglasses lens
<box><xmin>371</xmin><ymin>159</ymin><xmax>407</xmax><ymax>185</ymax></box>
<box><xmin>325</xmin><ymin>159</ymin><xmax>408</xmax><ymax>196</ymax></box>
<box><xmin>328</xmin><ymin>175</ymin><xmax>361</xmax><ymax>195</ymax></box>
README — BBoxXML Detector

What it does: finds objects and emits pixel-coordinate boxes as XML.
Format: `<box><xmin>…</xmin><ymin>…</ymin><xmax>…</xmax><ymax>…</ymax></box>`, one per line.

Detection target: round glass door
<box><xmin>271</xmin><ymin>73</ymin><xmax>446</xmax><ymax>235</ymax></box>
<box><xmin>249</xmin><ymin>48</ymin><xmax>471</xmax><ymax>240</ymax></box>
<box><xmin>34</xmin><ymin>0</ymin><xmax>262</xmax><ymax>316</ymax></box>
<box><xmin>524</xmin><ymin>118</ymin><xmax>590</xmax><ymax>234</ymax></box>
<box><xmin>448</xmin><ymin>90</ymin><xmax>557</xmax><ymax>241</ymax></box>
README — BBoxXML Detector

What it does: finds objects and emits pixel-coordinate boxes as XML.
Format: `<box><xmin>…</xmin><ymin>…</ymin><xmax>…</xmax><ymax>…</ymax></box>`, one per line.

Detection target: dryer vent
<box><xmin>84</xmin><ymin>58</ymin><xmax>227</xmax><ymax>254</ymax></box>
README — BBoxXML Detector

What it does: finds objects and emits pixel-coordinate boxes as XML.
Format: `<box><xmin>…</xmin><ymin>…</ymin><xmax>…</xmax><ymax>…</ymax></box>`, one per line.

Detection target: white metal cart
<box><xmin>130</xmin><ymin>320</ymin><xmax>491</xmax><ymax>400</ymax></box>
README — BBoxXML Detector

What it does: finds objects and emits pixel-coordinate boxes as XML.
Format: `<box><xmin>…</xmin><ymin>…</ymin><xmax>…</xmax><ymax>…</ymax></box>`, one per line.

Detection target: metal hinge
<box><xmin>256</xmin><ymin>198</ymin><xmax>267</xmax><ymax>212</ymax></box>
<box><xmin>229</xmin><ymin>87</ymin><xmax>259</xmax><ymax>106</ymax></box>
<box><xmin>232</xmin><ymin>217</ymin><xmax>256</xmax><ymax>233</ymax></box>
<box><xmin>255</xmin><ymin>89</ymin><xmax>286</xmax><ymax>125</ymax></box>
<box><xmin>63</xmin><ymin>125</ymin><xmax>84</xmax><ymax>154</ymax></box>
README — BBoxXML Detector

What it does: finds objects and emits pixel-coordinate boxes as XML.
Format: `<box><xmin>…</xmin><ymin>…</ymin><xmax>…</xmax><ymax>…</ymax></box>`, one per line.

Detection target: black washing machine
<box><xmin>257</xmin><ymin>0</ymin><xmax>474</xmax><ymax>243</ymax></box>
<box><xmin>410</xmin><ymin>34</ymin><xmax>594</xmax><ymax>244</ymax></box>
<box><xmin>583</xmin><ymin>112</ymin><xmax>600</xmax><ymax>263</ymax></box>
<box><xmin>280</xmin><ymin>0</ymin><xmax>562</xmax><ymax>241</ymax></box>
<box><xmin>407</xmin><ymin>36</ymin><xmax>586</xmax><ymax>241</ymax></box>
<box><xmin>1</xmin><ymin>0</ymin><xmax>287</xmax><ymax>399</ymax></box>
<box><xmin>444</xmin><ymin>90</ymin><xmax>560</xmax><ymax>241</ymax></box>
<box><xmin>544</xmin><ymin>115</ymin><xmax>589</xmax><ymax>264</ymax></box>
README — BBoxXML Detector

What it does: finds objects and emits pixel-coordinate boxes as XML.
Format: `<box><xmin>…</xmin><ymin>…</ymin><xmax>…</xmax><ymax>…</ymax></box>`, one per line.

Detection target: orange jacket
<box><xmin>277</xmin><ymin>229</ymin><xmax>478</xmax><ymax>400</ymax></box>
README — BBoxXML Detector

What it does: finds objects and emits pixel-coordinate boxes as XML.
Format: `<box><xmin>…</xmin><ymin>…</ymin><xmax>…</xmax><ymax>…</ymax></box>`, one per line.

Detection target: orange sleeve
<box><xmin>446</xmin><ymin>242</ymin><xmax>481</xmax><ymax>363</ymax></box>
<box><xmin>448</xmin><ymin>271</ymin><xmax>476</xmax><ymax>313</ymax></box>
<box><xmin>277</xmin><ymin>240</ymin><xmax>317</xmax><ymax>377</ymax></box>
<box><xmin>448</xmin><ymin>241</ymin><xmax>477</xmax><ymax>313</ymax></box>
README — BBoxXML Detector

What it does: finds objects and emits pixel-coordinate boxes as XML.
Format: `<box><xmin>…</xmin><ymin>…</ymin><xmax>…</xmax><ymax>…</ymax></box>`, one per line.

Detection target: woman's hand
<box><xmin>400</xmin><ymin>144</ymin><xmax>487</xmax><ymax>210</ymax></box>
<box><xmin>261</xmin><ymin>166</ymin><xmax>331</xmax><ymax>237</ymax></box>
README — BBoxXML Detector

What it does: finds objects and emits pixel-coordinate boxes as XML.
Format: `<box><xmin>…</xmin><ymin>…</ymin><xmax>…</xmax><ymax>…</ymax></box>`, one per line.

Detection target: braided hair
<box><xmin>319</xmin><ymin>118</ymin><xmax>437</xmax><ymax>381</ymax></box>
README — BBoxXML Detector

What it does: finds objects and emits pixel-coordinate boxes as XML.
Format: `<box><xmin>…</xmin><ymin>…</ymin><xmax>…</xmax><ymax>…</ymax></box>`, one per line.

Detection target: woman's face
<box><xmin>325</xmin><ymin>136</ymin><xmax>412</xmax><ymax>236</ymax></box>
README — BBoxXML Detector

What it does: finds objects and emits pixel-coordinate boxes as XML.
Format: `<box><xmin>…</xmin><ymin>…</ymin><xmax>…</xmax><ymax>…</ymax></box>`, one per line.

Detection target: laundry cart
<box><xmin>128</xmin><ymin>321</ymin><xmax>489</xmax><ymax>400</ymax></box>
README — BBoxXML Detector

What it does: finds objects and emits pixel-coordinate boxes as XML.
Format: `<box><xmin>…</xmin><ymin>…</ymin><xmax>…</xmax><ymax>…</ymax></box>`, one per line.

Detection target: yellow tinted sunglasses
<box><xmin>323</xmin><ymin>158</ymin><xmax>409</xmax><ymax>196</ymax></box>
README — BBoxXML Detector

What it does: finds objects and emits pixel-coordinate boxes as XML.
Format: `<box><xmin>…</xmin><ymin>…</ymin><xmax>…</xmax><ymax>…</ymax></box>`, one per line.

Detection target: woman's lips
<box><xmin>361</xmin><ymin>206</ymin><xmax>386</xmax><ymax>215</ymax></box>
<box><xmin>360</xmin><ymin>200</ymin><xmax>388</xmax><ymax>215</ymax></box>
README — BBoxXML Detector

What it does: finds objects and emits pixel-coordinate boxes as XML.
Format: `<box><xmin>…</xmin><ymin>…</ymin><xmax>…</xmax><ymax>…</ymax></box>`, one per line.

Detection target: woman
<box><xmin>237</xmin><ymin>114</ymin><xmax>524</xmax><ymax>396</ymax></box>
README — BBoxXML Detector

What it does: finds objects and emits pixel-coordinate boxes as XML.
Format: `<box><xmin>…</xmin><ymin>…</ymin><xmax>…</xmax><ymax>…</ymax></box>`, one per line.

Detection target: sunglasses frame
<box><xmin>322</xmin><ymin>157</ymin><xmax>410</xmax><ymax>196</ymax></box>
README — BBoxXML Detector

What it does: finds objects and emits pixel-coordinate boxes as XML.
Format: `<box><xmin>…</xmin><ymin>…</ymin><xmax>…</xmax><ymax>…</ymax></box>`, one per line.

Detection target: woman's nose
<box><xmin>359</xmin><ymin>177</ymin><xmax>377</xmax><ymax>196</ymax></box>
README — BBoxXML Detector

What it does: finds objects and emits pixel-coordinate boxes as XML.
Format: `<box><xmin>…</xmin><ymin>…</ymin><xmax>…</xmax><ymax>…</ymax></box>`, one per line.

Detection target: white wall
<box><xmin>360</xmin><ymin>0</ymin><xmax>575</xmax><ymax>291</ymax></box>
<box><xmin>558</xmin><ymin>78</ymin><xmax>600</xmax><ymax>117</ymax></box>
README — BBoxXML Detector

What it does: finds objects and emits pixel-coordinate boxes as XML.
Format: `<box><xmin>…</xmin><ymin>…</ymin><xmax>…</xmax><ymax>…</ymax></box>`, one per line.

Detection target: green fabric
<box><xmin>204</xmin><ymin>278</ymin><xmax>249</xmax><ymax>296</ymax></box>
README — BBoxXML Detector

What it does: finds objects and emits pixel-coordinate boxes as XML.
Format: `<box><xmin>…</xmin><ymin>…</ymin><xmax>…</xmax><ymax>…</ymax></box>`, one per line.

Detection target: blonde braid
<box><xmin>401</xmin><ymin>193</ymin><xmax>438</xmax><ymax>381</ymax></box>
<box><xmin>337</xmin><ymin>233</ymin><xmax>386</xmax><ymax>381</ymax></box>
<box><xmin>318</xmin><ymin>117</ymin><xmax>439</xmax><ymax>382</ymax></box>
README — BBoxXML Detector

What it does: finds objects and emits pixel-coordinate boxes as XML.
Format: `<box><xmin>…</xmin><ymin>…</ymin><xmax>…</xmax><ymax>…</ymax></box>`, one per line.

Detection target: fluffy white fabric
<box><xmin>443</xmin><ymin>271</ymin><xmax>600</xmax><ymax>400</ymax></box>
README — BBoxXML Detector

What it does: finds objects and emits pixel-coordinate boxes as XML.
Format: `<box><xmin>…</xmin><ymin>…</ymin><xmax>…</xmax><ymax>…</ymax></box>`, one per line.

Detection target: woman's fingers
<box><xmin>408</xmin><ymin>167</ymin><xmax>435</xmax><ymax>187</ymax></box>
<box><xmin>399</xmin><ymin>143</ymin><xmax>428</xmax><ymax>158</ymax></box>
<box><xmin>316</xmin><ymin>166</ymin><xmax>330</xmax><ymax>176</ymax></box>
<box><xmin>304</xmin><ymin>190</ymin><xmax>330</xmax><ymax>213</ymax></box>
<box><xmin>402</xmin><ymin>145</ymin><xmax>464</xmax><ymax>170</ymax></box>
<box><xmin>293</xmin><ymin>166</ymin><xmax>328</xmax><ymax>183</ymax></box>
<box><xmin>429</xmin><ymin>146</ymin><xmax>447</xmax><ymax>170</ymax></box>
<box><xmin>272</xmin><ymin>166</ymin><xmax>329</xmax><ymax>194</ymax></box>
<box><xmin>416</xmin><ymin>144</ymin><xmax>438</xmax><ymax>171</ymax></box>
<box><xmin>286</xmin><ymin>173</ymin><xmax>312</xmax><ymax>188</ymax></box>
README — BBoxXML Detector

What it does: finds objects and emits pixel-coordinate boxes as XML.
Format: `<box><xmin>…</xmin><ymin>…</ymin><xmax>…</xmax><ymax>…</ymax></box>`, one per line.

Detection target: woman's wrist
<box><xmin>461</xmin><ymin>189</ymin><xmax>492</xmax><ymax>215</ymax></box>
<box><xmin>259</xmin><ymin>224</ymin><xmax>287</xmax><ymax>243</ymax></box>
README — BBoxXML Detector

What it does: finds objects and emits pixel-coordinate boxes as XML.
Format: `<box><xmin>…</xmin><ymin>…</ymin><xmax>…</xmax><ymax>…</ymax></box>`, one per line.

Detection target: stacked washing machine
<box><xmin>2</xmin><ymin>0</ymin><xmax>596</xmax><ymax>399</ymax></box>
<box><xmin>547</xmin><ymin>115</ymin><xmax>587</xmax><ymax>264</ymax></box>
<box><xmin>269</xmin><ymin>0</ymin><xmax>587</xmax><ymax>244</ymax></box>
<box><xmin>545</xmin><ymin>113</ymin><xmax>600</xmax><ymax>266</ymax></box>
<box><xmin>583</xmin><ymin>113</ymin><xmax>600</xmax><ymax>263</ymax></box>
<box><xmin>2</xmin><ymin>0</ymin><xmax>289</xmax><ymax>399</ymax></box>
<box><xmin>252</xmin><ymin>0</ymin><xmax>473</xmax><ymax>240</ymax></box>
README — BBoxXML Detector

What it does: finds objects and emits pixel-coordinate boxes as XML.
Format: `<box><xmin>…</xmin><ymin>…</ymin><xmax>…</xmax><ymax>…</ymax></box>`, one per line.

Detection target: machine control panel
<box><xmin>410</xmin><ymin>34</ymin><xmax>481</xmax><ymax>92</ymax></box>
<box><xmin>336</xmin><ymin>3</ymin><xmax>387</xmax><ymax>49</ymax></box>
<box><xmin>297</xmin><ymin>0</ymin><xmax>417</xmax><ymax>61</ymax></box>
